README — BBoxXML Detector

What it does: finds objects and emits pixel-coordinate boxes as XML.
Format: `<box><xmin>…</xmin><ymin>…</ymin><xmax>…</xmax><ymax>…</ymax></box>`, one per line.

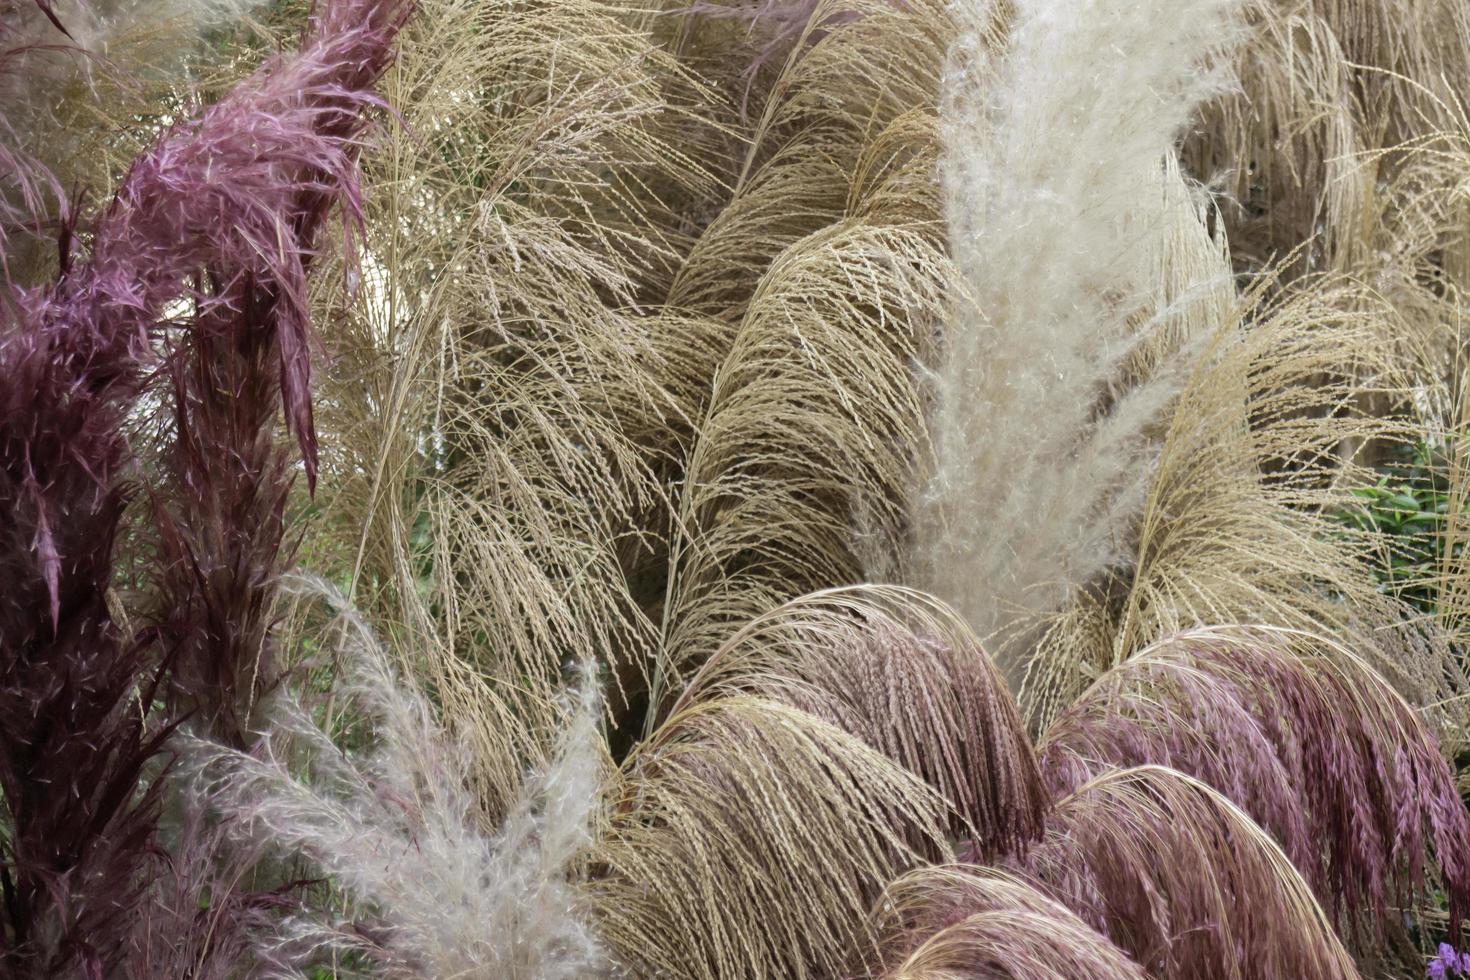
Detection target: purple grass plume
<box><xmin>871</xmin><ymin>865</ymin><xmax>1151</xmax><ymax>979</ymax></box>
<box><xmin>0</xmin><ymin>0</ymin><xmax>406</xmax><ymax>971</ymax></box>
<box><xmin>672</xmin><ymin>585</ymin><xmax>1048</xmax><ymax>854</ymax></box>
<box><xmin>1037</xmin><ymin>627</ymin><xmax>1470</xmax><ymax>945</ymax></box>
<box><xmin>1020</xmin><ymin>765</ymin><xmax>1362</xmax><ymax>980</ymax></box>
<box><xmin>143</xmin><ymin>0</ymin><xmax>410</xmax><ymax>746</ymax></box>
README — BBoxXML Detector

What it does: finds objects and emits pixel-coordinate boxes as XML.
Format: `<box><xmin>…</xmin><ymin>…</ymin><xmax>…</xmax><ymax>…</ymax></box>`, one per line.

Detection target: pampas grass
<box><xmin>1023</xmin><ymin>765</ymin><xmax>1362</xmax><ymax>979</ymax></box>
<box><xmin>872</xmin><ymin>867</ymin><xmax>1152</xmax><ymax>980</ymax></box>
<box><xmin>668</xmin><ymin>585</ymin><xmax>1047</xmax><ymax>849</ymax></box>
<box><xmin>9</xmin><ymin>0</ymin><xmax>1470</xmax><ymax>974</ymax></box>
<box><xmin>1039</xmin><ymin>626</ymin><xmax>1470</xmax><ymax>942</ymax></box>
<box><xmin>916</xmin><ymin>0</ymin><xmax>1245</xmax><ymax>664</ymax></box>
<box><xmin>301</xmin><ymin>0</ymin><xmax>700</xmax><ymax>812</ymax></box>
<box><xmin>0</xmin><ymin>0</ymin><xmax>400</xmax><ymax>969</ymax></box>
<box><xmin>188</xmin><ymin>574</ymin><xmax>613</xmax><ymax>978</ymax></box>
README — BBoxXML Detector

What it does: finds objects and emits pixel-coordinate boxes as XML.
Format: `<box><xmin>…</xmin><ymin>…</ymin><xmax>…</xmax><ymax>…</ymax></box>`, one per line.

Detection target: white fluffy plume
<box><xmin>185</xmin><ymin>573</ymin><xmax>614</xmax><ymax>979</ymax></box>
<box><xmin>915</xmin><ymin>0</ymin><xmax>1245</xmax><ymax>660</ymax></box>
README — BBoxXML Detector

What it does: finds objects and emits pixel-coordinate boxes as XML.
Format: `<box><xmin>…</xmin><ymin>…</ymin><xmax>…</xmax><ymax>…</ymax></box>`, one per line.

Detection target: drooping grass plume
<box><xmin>593</xmin><ymin>695</ymin><xmax>952</xmax><ymax>979</ymax></box>
<box><xmin>1011</xmin><ymin>259</ymin><xmax>1464</xmax><ymax>728</ymax></box>
<box><xmin>203</xmin><ymin>581</ymin><xmax>959</xmax><ymax>980</ymax></box>
<box><xmin>870</xmin><ymin>866</ymin><xmax>1150</xmax><ymax>980</ymax></box>
<box><xmin>656</xmin><ymin>218</ymin><xmax>951</xmax><ymax>701</ymax></box>
<box><xmin>665</xmin><ymin>0</ymin><xmax>951</xmax><ymax>329</ymax></box>
<box><xmin>302</xmin><ymin>0</ymin><xmax>704</xmax><ymax>809</ymax></box>
<box><xmin>189</xmin><ymin>573</ymin><xmax>614</xmax><ymax>979</ymax></box>
<box><xmin>1022</xmin><ymin>765</ymin><xmax>1362</xmax><ymax>980</ymax></box>
<box><xmin>1186</xmin><ymin>0</ymin><xmax>1470</xmax><ymax>279</ymax></box>
<box><xmin>670</xmin><ymin>584</ymin><xmax>1046</xmax><ymax>850</ymax></box>
<box><xmin>1037</xmin><ymin>626</ymin><xmax>1470</xmax><ymax>942</ymax></box>
<box><xmin>637</xmin><ymin>3</ymin><xmax>968</xmax><ymax>740</ymax></box>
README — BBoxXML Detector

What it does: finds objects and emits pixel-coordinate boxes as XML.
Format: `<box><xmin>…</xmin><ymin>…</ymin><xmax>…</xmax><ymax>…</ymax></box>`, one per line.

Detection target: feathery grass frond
<box><xmin>1038</xmin><ymin>625</ymin><xmax>1470</xmax><ymax>942</ymax></box>
<box><xmin>0</xmin><ymin>0</ymin><xmax>401</xmax><ymax>967</ymax></box>
<box><xmin>917</xmin><ymin>0</ymin><xmax>1246</xmax><ymax>667</ymax></box>
<box><xmin>190</xmin><ymin>573</ymin><xmax>613</xmax><ymax>979</ymax></box>
<box><xmin>870</xmin><ymin>866</ymin><xmax>1149</xmax><ymax>980</ymax></box>
<box><xmin>1024</xmin><ymin>765</ymin><xmax>1362</xmax><ymax>980</ymax></box>
<box><xmin>303</xmin><ymin>0</ymin><xmax>705</xmax><ymax>809</ymax></box>
<box><xmin>656</xmin><ymin>218</ymin><xmax>951</xmax><ymax>706</ymax></box>
<box><xmin>1021</xmin><ymin>272</ymin><xmax>1460</xmax><ymax>724</ymax></box>
<box><xmin>142</xmin><ymin>0</ymin><xmax>408</xmax><ymax>747</ymax></box>
<box><xmin>670</xmin><ymin>584</ymin><xmax>1046</xmax><ymax>851</ymax></box>
<box><xmin>593</xmin><ymin>695</ymin><xmax>952</xmax><ymax>979</ymax></box>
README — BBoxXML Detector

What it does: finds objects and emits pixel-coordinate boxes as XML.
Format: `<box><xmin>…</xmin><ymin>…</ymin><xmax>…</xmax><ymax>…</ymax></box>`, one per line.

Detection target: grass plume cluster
<box><xmin>5</xmin><ymin>0</ymin><xmax>1470</xmax><ymax>975</ymax></box>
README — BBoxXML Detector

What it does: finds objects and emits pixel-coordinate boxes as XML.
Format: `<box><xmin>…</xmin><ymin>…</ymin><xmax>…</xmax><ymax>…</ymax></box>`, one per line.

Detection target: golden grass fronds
<box><xmin>592</xmin><ymin>696</ymin><xmax>952</xmax><ymax>979</ymax></box>
<box><xmin>1188</xmin><ymin>0</ymin><xmax>1470</xmax><ymax>280</ymax></box>
<box><xmin>305</xmin><ymin>0</ymin><xmax>705</xmax><ymax>813</ymax></box>
<box><xmin>871</xmin><ymin>867</ymin><xmax>1151</xmax><ymax>980</ymax></box>
<box><xmin>654</xmin><ymin>219</ymin><xmax>951</xmax><ymax>704</ymax></box>
<box><xmin>668</xmin><ymin>585</ymin><xmax>1046</xmax><ymax>850</ymax></box>
<box><xmin>665</xmin><ymin>0</ymin><xmax>953</xmax><ymax>327</ymax></box>
<box><xmin>1021</xmin><ymin>273</ymin><xmax>1462</xmax><ymax>725</ymax></box>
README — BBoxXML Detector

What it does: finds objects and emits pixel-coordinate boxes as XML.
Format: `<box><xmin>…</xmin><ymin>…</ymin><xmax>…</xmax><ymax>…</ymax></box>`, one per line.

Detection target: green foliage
<box><xmin>1329</xmin><ymin>438</ymin><xmax>1462</xmax><ymax>613</ymax></box>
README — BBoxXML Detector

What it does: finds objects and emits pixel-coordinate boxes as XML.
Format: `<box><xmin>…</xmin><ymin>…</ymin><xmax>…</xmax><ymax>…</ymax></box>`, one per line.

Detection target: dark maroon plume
<box><xmin>0</xmin><ymin>0</ymin><xmax>408</xmax><ymax>971</ymax></box>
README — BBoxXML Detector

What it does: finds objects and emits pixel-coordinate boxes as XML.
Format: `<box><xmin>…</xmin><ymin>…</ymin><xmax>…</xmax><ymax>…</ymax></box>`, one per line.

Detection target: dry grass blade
<box><xmin>592</xmin><ymin>696</ymin><xmax>952</xmax><ymax>980</ymax></box>
<box><xmin>1025</xmin><ymin>765</ymin><xmax>1361</xmax><ymax>980</ymax></box>
<box><xmin>670</xmin><ymin>584</ymin><xmax>1046</xmax><ymax>852</ymax></box>
<box><xmin>870</xmin><ymin>866</ymin><xmax>1149</xmax><ymax>980</ymax></box>
<box><xmin>1038</xmin><ymin>625</ymin><xmax>1470</xmax><ymax>943</ymax></box>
